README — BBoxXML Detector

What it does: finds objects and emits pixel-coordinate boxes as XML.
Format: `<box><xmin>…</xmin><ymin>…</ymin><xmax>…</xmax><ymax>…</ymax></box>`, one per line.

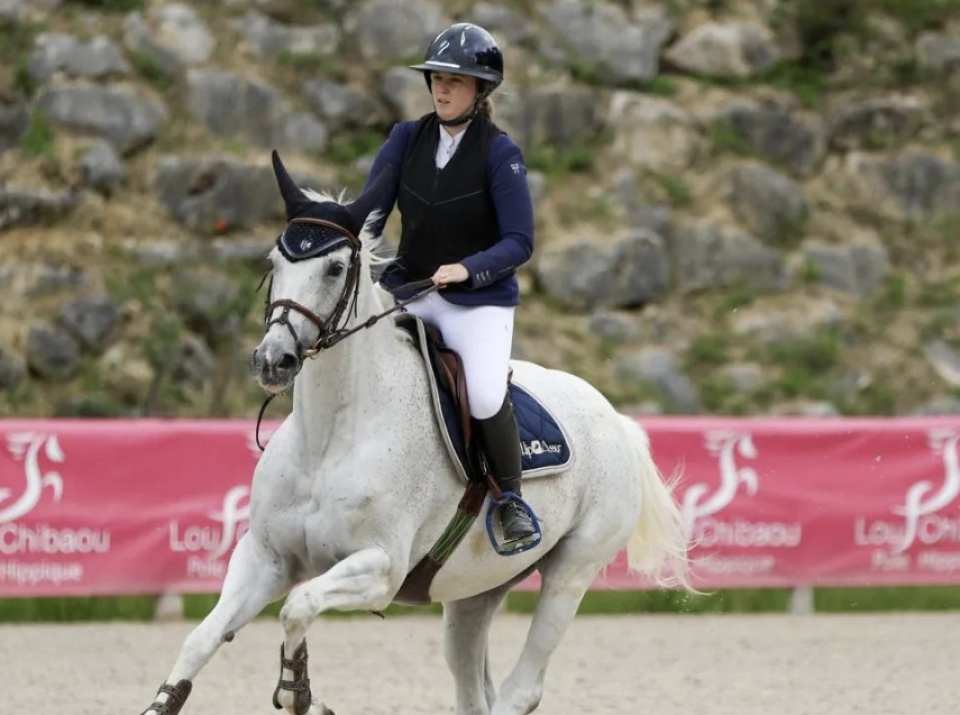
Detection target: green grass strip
<box><xmin>3</xmin><ymin>585</ymin><xmax>960</xmax><ymax>622</ymax></box>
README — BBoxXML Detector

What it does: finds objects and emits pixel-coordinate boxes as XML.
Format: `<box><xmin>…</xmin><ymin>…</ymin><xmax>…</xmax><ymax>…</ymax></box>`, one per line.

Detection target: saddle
<box><xmin>396</xmin><ymin>314</ymin><xmax>573</xmax><ymax>483</ymax></box>
<box><xmin>396</xmin><ymin>313</ymin><xmax>486</xmax><ymax>483</ymax></box>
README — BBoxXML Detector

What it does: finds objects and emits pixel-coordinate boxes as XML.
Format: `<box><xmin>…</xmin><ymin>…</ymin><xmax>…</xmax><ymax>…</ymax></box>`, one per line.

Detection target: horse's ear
<box><xmin>272</xmin><ymin>149</ymin><xmax>311</xmax><ymax>220</ymax></box>
<box><xmin>345</xmin><ymin>165</ymin><xmax>396</xmax><ymax>235</ymax></box>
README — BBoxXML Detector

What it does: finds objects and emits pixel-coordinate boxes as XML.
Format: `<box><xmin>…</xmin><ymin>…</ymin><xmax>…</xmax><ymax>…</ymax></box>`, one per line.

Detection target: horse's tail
<box><xmin>620</xmin><ymin>415</ymin><xmax>693</xmax><ymax>591</ymax></box>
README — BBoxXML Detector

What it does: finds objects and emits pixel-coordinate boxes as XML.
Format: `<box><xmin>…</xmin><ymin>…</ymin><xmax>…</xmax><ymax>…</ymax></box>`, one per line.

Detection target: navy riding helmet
<box><xmin>409</xmin><ymin>23</ymin><xmax>504</xmax><ymax>126</ymax></box>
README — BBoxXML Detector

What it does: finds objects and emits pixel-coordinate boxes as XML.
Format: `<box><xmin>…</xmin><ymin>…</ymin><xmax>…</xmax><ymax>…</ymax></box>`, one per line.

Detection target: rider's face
<box><xmin>430</xmin><ymin>72</ymin><xmax>478</xmax><ymax>125</ymax></box>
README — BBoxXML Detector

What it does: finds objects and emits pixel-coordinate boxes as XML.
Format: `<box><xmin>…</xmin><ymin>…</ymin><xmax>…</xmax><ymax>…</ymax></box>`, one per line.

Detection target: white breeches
<box><xmin>404</xmin><ymin>291</ymin><xmax>514</xmax><ymax>420</ymax></box>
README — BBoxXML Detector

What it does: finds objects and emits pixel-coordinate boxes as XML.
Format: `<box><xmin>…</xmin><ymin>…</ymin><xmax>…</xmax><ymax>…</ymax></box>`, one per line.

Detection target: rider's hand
<box><xmin>431</xmin><ymin>263</ymin><xmax>469</xmax><ymax>287</ymax></box>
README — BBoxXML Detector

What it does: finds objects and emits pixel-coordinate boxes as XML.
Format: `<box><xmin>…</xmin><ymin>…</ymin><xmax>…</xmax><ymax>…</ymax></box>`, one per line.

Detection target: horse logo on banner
<box><xmin>207</xmin><ymin>486</ymin><xmax>251</xmax><ymax>561</ymax></box>
<box><xmin>168</xmin><ymin>485</ymin><xmax>251</xmax><ymax>573</ymax></box>
<box><xmin>681</xmin><ymin>431</ymin><xmax>758</xmax><ymax>537</ymax></box>
<box><xmin>0</xmin><ymin>433</ymin><xmax>64</xmax><ymax>524</ymax></box>
<box><xmin>890</xmin><ymin>428</ymin><xmax>960</xmax><ymax>554</ymax></box>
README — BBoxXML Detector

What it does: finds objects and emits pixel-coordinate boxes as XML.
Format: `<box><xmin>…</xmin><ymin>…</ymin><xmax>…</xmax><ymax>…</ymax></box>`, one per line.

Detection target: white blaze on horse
<box><xmin>138</xmin><ymin>151</ymin><xmax>691</xmax><ymax>715</ymax></box>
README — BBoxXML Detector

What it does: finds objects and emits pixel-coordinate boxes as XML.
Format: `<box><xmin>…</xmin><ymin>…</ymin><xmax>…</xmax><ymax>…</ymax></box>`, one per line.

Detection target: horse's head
<box><xmin>251</xmin><ymin>150</ymin><xmax>393</xmax><ymax>393</ymax></box>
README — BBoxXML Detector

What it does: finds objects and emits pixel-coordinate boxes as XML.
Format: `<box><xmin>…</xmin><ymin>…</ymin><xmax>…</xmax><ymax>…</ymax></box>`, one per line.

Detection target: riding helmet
<box><xmin>409</xmin><ymin>23</ymin><xmax>504</xmax><ymax>90</ymax></box>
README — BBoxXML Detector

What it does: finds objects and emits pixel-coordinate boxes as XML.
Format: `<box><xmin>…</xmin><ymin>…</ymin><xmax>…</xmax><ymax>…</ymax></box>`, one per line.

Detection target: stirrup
<box><xmin>485</xmin><ymin>491</ymin><xmax>542</xmax><ymax>556</ymax></box>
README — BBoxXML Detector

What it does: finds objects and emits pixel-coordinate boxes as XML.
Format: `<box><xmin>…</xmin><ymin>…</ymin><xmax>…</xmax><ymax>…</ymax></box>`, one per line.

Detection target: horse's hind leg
<box><xmin>139</xmin><ymin>533</ymin><xmax>289</xmax><ymax>714</ymax></box>
<box><xmin>443</xmin><ymin>583</ymin><xmax>511</xmax><ymax>715</ymax></box>
<box><xmin>491</xmin><ymin>543</ymin><xmax>612</xmax><ymax>715</ymax></box>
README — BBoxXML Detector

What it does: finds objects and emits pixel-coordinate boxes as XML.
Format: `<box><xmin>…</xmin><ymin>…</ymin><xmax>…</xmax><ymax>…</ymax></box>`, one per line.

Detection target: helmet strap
<box><xmin>438</xmin><ymin>106</ymin><xmax>479</xmax><ymax>127</ymax></box>
<box><xmin>436</xmin><ymin>84</ymin><xmax>491</xmax><ymax>127</ymax></box>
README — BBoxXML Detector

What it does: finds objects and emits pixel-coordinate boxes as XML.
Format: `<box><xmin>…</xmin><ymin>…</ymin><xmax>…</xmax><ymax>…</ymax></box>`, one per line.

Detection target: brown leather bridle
<box><xmin>262</xmin><ymin>217</ymin><xmax>364</xmax><ymax>359</ymax></box>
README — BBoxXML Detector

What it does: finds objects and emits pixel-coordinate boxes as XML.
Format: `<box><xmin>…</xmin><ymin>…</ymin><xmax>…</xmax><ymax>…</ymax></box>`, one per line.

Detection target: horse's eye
<box><xmin>327</xmin><ymin>262</ymin><xmax>344</xmax><ymax>278</ymax></box>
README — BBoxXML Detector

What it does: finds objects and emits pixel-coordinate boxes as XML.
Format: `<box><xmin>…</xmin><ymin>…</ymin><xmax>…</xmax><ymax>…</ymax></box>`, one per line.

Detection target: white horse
<box><xmin>138</xmin><ymin>152</ymin><xmax>690</xmax><ymax>715</ymax></box>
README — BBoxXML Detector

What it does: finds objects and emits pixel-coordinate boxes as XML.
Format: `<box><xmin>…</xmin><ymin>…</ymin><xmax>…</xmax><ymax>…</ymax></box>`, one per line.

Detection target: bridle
<box><xmin>262</xmin><ymin>217</ymin><xmax>364</xmax><ymax>359</ymax></box>
<box><xmin>254</xmin><ymin>216</ymin><xmax>438</xmax><ymax>449</ymax></box>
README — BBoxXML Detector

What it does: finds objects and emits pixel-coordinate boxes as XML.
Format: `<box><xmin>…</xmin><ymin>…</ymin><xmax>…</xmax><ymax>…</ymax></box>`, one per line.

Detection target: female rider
<box><xmin>364</xmin><ymin>22</ymin><xmax>537</xmax><ymax>550</ymax></box>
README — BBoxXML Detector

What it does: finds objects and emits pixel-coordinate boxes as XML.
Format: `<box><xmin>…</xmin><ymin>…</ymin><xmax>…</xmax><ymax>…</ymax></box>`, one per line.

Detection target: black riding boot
<box><xmin>476</xmin><ymin>393</ymin><xmax>537</xmax><ymax>548</ymax></box>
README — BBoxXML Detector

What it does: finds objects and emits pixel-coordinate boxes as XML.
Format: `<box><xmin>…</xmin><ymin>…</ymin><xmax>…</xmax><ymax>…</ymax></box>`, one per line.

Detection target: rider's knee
<box><xmin>471</xmin><ymin>389</ymin><xmax>508</xmax><ymax>420</ymax></box>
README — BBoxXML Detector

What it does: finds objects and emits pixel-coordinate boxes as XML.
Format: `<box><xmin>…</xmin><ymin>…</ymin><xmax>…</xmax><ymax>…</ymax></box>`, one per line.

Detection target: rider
<box><xmin>364</xmin><ymin>22</ymin><xmax>538</xmax><ymax>550</ymax></box>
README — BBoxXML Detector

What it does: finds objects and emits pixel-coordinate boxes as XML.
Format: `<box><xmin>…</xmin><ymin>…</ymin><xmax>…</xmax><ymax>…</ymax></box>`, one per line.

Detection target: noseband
<box><xmin>262</xmin><ymin>217</ymin><xmax>363</xmax><ymax>358</ymax></box>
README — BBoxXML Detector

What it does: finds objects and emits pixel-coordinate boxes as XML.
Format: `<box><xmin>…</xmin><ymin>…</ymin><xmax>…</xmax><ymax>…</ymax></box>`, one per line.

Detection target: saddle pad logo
<box><xmin>521</xmin><ymin>439</ymin><xmax>563</xmax><ymax>458</ymax></box>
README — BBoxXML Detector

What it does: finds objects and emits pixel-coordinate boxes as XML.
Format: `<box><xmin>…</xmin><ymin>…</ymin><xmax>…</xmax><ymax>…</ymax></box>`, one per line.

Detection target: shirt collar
<box><xmin>438</xmin><ymin>124</ymin><xmax>466</xmax><ymax>152</ymax></box>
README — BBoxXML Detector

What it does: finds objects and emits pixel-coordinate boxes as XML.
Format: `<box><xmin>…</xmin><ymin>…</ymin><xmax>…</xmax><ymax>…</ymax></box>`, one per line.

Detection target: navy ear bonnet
<box><xmin>271</xmin><ymin>149</ymin><xmax>396</xmax><ymax>263</ymax></box>
<box><xmin>277</xmin><ymin>220</ymin><xmax>354</xmax><ymax>263</ymax></box>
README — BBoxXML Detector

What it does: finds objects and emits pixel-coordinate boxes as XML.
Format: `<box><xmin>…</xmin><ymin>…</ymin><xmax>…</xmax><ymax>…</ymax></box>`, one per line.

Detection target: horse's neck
<box><xmin>291</xmin><ymin>283</ymin><xmax>409</xmax><ymax>448</ymax></box>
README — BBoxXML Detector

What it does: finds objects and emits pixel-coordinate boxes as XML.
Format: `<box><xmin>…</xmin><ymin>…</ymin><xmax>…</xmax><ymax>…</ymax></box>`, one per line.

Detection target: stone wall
<box><xmin>3</xmin><ymin>0</ymin><xmax>960</xmax><ymax>417</ymax></box>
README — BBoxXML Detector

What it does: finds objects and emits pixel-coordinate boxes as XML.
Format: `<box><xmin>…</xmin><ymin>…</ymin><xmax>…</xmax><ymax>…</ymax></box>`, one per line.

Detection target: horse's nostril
<box><xmin>278</xmin><ymin>353</ymin><xmax>299</xmax><ymax>372</ymax></box>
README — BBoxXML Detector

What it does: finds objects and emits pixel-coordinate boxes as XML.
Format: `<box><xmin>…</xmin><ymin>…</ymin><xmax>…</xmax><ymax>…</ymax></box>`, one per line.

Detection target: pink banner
<box><xmin>584</xmin><ymin>418</ymin><xmax>960</xmax><ymax>590</ymax></box>
<box><xmin>0</xmin><ymin>421</ymin><xmax>261</xmax><ymax>597</ymax></box>
<box><xmin>1</xmin><ymin>417</ymin><xmax>960</xmax><ymax>597</ymax></box>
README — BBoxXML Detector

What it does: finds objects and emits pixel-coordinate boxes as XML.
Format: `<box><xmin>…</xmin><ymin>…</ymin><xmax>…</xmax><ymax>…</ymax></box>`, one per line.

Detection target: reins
<box><xmin>306</xmin><ymin>277</ymin><xmax>439</xmax><ymax>354</ymax></box>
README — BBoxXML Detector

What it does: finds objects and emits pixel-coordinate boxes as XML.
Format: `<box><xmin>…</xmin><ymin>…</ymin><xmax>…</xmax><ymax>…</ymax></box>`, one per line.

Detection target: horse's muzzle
<box><xmin>252</xmin><ymin>345</ymin><xmax>300</xmax><ymax>393</ymax></box>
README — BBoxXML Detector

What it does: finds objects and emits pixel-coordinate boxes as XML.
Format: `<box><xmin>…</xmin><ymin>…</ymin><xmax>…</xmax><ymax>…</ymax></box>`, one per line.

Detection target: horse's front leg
<box><xmin>139</xmin><ymin>533</ymin><xmax>290</xmax><ymax>715</ymax></box>
<box><xmin>273</xmin><ymin>547</ymin><xmax>398</xmax><ymax>715</ymax></box>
